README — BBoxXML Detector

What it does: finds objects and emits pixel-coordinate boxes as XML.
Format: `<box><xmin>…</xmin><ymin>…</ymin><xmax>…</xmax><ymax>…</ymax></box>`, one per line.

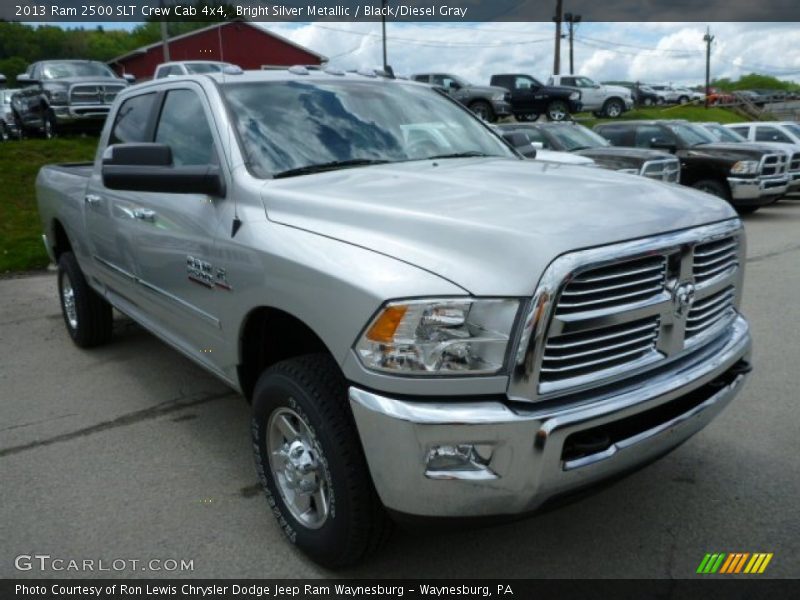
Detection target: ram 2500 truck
<box><xmin>37</xmin><ymin>69</ymin><xmax>752</xmax><ymax>568</ymax></box>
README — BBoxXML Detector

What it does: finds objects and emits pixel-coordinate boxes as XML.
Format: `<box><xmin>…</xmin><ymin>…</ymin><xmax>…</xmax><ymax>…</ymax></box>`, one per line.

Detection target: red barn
<box><xmin>108</xmin><ymin>21</ymin><xmax>326</xmax><ymax>81</ymax></box>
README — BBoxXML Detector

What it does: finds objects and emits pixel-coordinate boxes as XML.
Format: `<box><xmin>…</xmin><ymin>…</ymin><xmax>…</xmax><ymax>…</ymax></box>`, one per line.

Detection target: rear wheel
<box><xmin>603</xmin><ymin>98</ymin><xmax>625</xmax><ymax>118</ymax></box>
<box><xmin>546</xmin><ymin>100</ymin><xmax>569</xmax><ymax>121</ymax></box>
<box><xmin>251</xmin><ymin>354</ymin><xmax>392</xmax><ymax>568</ymax></box>
<box><xmin>643</xmin><ymin>97</ymin><xmax>654</xmax><ymax>106</ymax></box>
<box><xmin>656</xmin><ymin>97</ymin><xmax>665</xmax><ymax>106</ymax></box>
<box><xmin>57</xmin><ymin>252</ymin><xmax>113</xmax><ymax>347</ymax></box>
<box><xmin>469</xmin><ymin>100</ymin><xmax>495</xmax><ymax>122</ymax></box>
<box><xmin>678</xmin><ymin>95</ymin><xmax>690</xmax><ymax>105</ymax></box>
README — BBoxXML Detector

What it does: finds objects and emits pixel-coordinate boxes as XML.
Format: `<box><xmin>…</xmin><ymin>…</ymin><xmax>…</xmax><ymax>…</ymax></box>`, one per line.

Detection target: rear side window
<box><xmin>634</xmin><ymin>125</ymin><xmax>674</xmax><ymax>148</ymax></box>
<box><xmin>755</xmin><ymin>126</ymin><xmax>791</xmax><ymax>143</ymax></box>
<box><xmin>109</xmin><ymin>93</ymin><xmax>156</xmax><ymax>145</ymax></box>
<box><xmin>412</xmin><ymin>75</ymin><xmax>429</xmax><ymax>83</ymax></box>
<box><xmin>155</xmin><ymin>89</ymin><xmax>216</xmax><ymax>166</ymax></box>
<box><xmin>596</xmin><ymin>126</ymin><xmax>629</xmax><ymax>146</ymax></box>
<box><xmin>729</xmin><ymin>126</ymin><xmax>749</xmax><ymax>138</ymax></box>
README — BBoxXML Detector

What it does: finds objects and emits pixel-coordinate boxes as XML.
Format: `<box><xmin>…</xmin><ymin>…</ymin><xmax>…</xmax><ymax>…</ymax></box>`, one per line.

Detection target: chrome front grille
<box><xmin>685</xmin><ymin>286</ymin><xmax>736</xmax><ymax>340</ymax></box>
<box><xmin>790</xmin><ymin>153</ymin><xmax>800</xmax><ymax>173</ymax></box>
<box><xmin>760</xmin><ymin>153</ymin><xmax>787</xmax><ymax>176</ymax></box>
<box><xmin>556</xmin><ymin>256</ymin><xmax>667</xmax><ymax>316</ymax></box>
<box><xmin>541</xmin><ymin>316</ymin><xmax>660</xmax><ymax>383</ymax></box>
<box><xmin>693</xmin><ymin>236</ymin><xmax>738</xmax><ymax>284</ymax></box>
<box><xmin>70</xmin><ymin>84</ymin><xmax>125</xmax><ymax>105</ymax></box>
<box><xmin>640</xmin><ymin>158</ymin><xmax>681</xmax><ymax>183</ymax></box>
<box><xmin>509</xmin><ymin>220</ymin><xmax>744</xmax><ymax>402</ymax></box>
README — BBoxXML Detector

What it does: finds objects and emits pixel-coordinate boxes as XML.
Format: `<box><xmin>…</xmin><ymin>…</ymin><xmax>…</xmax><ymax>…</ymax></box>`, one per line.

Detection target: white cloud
<box><xmin>262</xmin><ymin>21</ymin><xmax>800</xmax><ymax>86</ymax></box>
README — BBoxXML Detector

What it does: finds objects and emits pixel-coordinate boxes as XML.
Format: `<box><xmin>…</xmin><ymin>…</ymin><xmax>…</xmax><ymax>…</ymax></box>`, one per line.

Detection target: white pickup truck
<box><xmin>548</xmin><ymin>74</ymin><xmax>634</xmax><ymax>118</ymax></box>
<box><xmin>36</xmin><ymin>68</ymin><xmax>752</xmax><ymax>567</ymax></box>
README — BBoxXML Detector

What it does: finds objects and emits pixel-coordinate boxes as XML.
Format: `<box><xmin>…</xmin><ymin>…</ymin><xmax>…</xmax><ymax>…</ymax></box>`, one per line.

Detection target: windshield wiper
<box><xmin>272</xmin><ymin>159</ymin><xmax>390</xmax><ymax>179</ymax></box>
<box><xmin>423</xmin><ymin>151</ymin><xmax>494</xmax><ymax>160</ymax></box>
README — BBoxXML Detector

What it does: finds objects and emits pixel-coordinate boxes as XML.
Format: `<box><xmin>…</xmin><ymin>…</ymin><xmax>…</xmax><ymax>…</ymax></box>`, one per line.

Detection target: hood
<box><xmin>576</xmin><ymin>146</ymin><xmax>673</xmax><ymax>170</ymax></box>
<box><xmin>735</xmin><ymin>140</ymin><xmax>799</xmax><ymax>155</ymax></box>
<box><xmin>535</xmin><ymin>149</ymin><xmax>596</xmax><ymax>166</ymax></box>
<box><xmin>41</xmin><ymin>76</ymin><xmax>127</xmax><ymax>88</ymax></box>
<box><xmin>261</xmin><ymin>158</ymin><xmax>736</xmax><ymax>296</ymax></box>
<box><xmin>687</xmin><ymin>142</ymin><xmax>771</xmax><ymax>161</ymax></box>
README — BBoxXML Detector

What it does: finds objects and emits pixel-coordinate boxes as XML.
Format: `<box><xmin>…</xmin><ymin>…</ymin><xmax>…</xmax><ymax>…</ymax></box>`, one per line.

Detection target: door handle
<box><xmin>133</xmin><ymin>208</ymin><xmax>157</xmax><ymax>222</ymax></box>
<box><xmin>84</xmin><ymin>194</ymin><xmax>102</xmax><ymax>205</ymax></box>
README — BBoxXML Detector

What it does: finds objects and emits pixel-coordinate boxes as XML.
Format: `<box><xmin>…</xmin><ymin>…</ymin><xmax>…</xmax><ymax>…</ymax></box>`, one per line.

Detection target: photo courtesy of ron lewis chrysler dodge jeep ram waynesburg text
<box><xmin>37</xmin><ymin>68</ymin><xmax>752</xmax><ymax>568</ymax></box>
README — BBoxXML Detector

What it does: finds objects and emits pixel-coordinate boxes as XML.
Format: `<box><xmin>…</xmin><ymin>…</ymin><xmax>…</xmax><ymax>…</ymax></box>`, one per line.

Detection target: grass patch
<box><xmin>577</xmin><ymin>105</ymin><xmax>747</xmax><ymax>128</ymax></box>
<box><xmin>0</xmin><ymin>136</ymin><xmax>98</xmax><ymax>273</ymax></box>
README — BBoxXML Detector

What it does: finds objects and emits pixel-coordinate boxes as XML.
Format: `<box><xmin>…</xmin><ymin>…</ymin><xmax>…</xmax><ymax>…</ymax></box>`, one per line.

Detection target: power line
<box><xmin>310</xmin><ymin>24</ymin><xmax>552</xmax><ymax>48</ymax></box>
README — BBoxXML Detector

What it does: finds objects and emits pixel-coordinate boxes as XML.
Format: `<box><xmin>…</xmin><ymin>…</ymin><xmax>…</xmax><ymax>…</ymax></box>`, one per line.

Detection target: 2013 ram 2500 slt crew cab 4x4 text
<box><xmin>37</xmin><ymin>69</ymin><xmax>753</xmax><ymax>568</ymax></box>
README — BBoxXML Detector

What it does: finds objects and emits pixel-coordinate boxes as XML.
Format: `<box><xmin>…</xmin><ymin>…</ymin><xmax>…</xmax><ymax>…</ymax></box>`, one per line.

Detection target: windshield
<box><xmin>41</xmin><ymin>61</ymin><xmax>116</xmax><ymax>79</ymax></box>
<box><xmin>543</xmin><ymin>124</ymin><xmax>610</xmax><ymax>151</ymax></box>
<box><xmin>186</xmin><ymin>63</ymin><xmax>229</xmax><ymax>74</ymax></box>
<box><xmin>704</xmin><ymin>124</ymin><xmax>746</xmax><ymax>142</ymax></box>
<box><xmin>668</xmin><ymin>123</ymin><xmax>715</xmax><ymax>146</ymax></box>
<box><xmin>222</xmin><ymin>80</ymin><xmax>515</xmax><ymax>178</ymax></box>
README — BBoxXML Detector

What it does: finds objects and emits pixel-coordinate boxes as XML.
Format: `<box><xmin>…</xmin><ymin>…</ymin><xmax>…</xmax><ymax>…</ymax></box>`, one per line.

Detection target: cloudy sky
<box><xmin>48</xmin><ymin>21</ymin><xmax>800</xmax><ymax>85</ymax></box>
<box><xmin>257</xmin><ymin>21</ymin><xmax>800</xmax><ymax>85</ymax></box>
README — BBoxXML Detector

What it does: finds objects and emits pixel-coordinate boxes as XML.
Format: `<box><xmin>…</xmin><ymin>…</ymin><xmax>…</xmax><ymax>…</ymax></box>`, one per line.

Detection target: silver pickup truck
<box><xmin>37</xmin><ymin>68</ymin><xmax>753</xmax><ymax>567</ymax></box>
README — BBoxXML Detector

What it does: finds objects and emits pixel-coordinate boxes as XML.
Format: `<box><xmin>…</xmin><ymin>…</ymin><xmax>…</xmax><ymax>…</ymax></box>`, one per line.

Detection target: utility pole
<box><xmin>381</xmin><ymin>0</ymin><xmax>388</xmax><ymax>71</ymax></box>
<box><xmin>553</xmin><ymin>0</ymin><xmax>563</xmax><ymax>75</ymax></box>
<box><xmin>704</xmin><ymin>27</ymin><xmax>714</xmax><ymax>109</ymax></box>
<box><xmin>564</xmin><ymin>12</ymin><xmax>581</xmax><ymax>75</ymax></box>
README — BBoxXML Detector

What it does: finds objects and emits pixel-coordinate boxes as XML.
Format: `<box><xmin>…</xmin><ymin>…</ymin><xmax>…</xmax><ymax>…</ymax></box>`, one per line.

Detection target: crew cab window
<box><xmin>560</xmin><ymin>77</ymin><xmax>577</xmax><ymax>87</ymax></box>
<box><xmin>109</xmin><ymin>93</ymin><xmax>156</xmax><ymax>145</ymax></box>
<box><xmin>432</xmin><ymin>75</ymin><xmax>460</xmax><ymax>89</ymax></box>
<box><xmin>155</xmin><ymin>89</ymin><xmax>216</xmax><ymax>166</ymax></box>
<box><xmin>755</xmin><ymin>126</ymin><xmax>791</xmax><ymax>143</ymax></box>
<box><xmin>596</xmin><ymin>126</ymin><xmax>629</xmax><ymax>146</ymax></box>
<box><xmin>411</xmin><ymin>75</ymin><xmax>429</xmax><ymax>83</ymax></box>
<box><xmin>729</xmin><ymin>126</ymin><xmax>749</xmax><ymax>138</ymax></box>
<box><xmin>514</xmin><ymin>76</ymin><xmax>537</xmax><ymax>90</ymax></box>
<box><xmin>634</xmin><ymin>125</ymin><xmax>675</xmax><ymax>148</ymax></box>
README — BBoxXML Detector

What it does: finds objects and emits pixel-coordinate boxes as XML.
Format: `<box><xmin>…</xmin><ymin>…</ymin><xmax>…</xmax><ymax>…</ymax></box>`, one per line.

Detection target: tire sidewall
<box><xmin>57</xmin><ymin>255</ymin><xmax>80</xmax><ymax>343</ymax></box>
<box><xmin>251</xmin><ymin>372</ymin><xmax>354</xmax><ymax>563</ymax></box>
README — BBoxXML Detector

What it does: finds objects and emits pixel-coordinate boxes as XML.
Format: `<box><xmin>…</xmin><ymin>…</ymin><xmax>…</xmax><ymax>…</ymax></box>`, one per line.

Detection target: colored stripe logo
<box><xmin>697</xmin><ymin>552</ymin><xmax>773</xmax><ymax>574</ymax></box>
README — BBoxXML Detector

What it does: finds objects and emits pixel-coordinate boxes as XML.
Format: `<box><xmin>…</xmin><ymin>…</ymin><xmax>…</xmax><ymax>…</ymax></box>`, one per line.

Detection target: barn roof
<box><xmin>107</xmin><ymin>21</ymin><xmax>327</xmax><ymax>65</ymax></box>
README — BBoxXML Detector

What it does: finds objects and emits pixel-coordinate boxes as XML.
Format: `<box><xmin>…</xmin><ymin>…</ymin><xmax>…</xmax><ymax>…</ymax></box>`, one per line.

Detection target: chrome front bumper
<box><xmin>350</xmin><ymin>317</ymin><xmax>751</xmax><ymax>518</ymax></box>
<box><xmin>728</xmin><ymin>174</ymin><xmax>789</xmax><ymax>202</ymax></box>
<box><xmin>52</xmin><ymin>105</ymin><xmax>112</xmax><ymax>125</ymax></box>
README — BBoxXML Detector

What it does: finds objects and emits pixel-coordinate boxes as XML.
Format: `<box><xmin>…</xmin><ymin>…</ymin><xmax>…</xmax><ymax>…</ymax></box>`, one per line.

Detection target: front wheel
<box><xmin>691</xmin><ymin>179</ymin><xmax>731</xmax><ymax>202</ymax></box>
<box><xmin>603</xmin><ymin>98</ymin><xmax>625</xmax><ymax>118</ymax></box>
<box><xmin>546</xmin><ymin>100</ymin><xmax>569</xmax><ymax>121</ymax></box>
<box><xmin>678</xmin><ymin>95</ymin><xmax>690</xmax><ymax>105</ymax></box>
<box><xmin>251</xmin><ymin>354</ymin><xmax>392</xmax><ymax>568</ymax></box>
<box><xmin>42</xmin><ymin>109</ymin><xmax>57</xmax><ymax>139</ymax></box>
<box><xmin>643</xmin><ymin>97</ymin><xmax>654</xmax><ymax>106</ymax></box>
<box><xmin>469</xmin><ymin>100</ymin><xmax>495</xmax><ymax>122</ymax></box>
<box><xmin>57</xmin><ymin>252</ymin><xmax>113</xmax><ymax>347</ymax></box>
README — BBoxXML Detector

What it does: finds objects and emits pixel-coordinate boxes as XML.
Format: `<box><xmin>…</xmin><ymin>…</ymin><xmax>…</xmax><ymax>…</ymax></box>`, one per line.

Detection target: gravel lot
<box><xmin>1</xmin><ymin>197</ymin><xmax>799</xmax><ymax>579</ymax></box>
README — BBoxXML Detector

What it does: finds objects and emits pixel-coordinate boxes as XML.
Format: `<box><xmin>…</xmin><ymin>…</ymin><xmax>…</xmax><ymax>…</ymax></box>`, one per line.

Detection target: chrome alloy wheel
<box><xmin>267</xmin><ymin>406</ymin><xmax>330</xmax><ymax>529</ymax></box>
<box><xmin>61</xmin><ymin>274</ymin><xmax>78</xmax><ymax>330</ymax></box>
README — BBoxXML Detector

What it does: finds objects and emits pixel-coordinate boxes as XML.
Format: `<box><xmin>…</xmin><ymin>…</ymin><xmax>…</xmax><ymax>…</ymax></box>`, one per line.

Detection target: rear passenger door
<box><xmin>755</xmin><ymin>126</ymin><xmax>792</xmax><ymax>144</ymax></box>
<box><xmin>125</xmin><ymin>84</ymin><xmax>229</xmax><ymax>372</ymax></box>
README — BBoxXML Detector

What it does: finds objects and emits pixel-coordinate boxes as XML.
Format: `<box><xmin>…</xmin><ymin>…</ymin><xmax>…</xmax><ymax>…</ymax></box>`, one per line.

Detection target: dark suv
<box><xmin>13</xmin><ymin>60</ymin><xmax>130</xmax><ymax>137</ymax></box>
<box><xmin>410</xmin><ymin>73</ymin><xmax>512</xmax><ymax>122</ymax></box>
<box><xmin>594</xmin><ymin>120</ymin><xmax>789</xmax><ymax>213</ymax></box>
<box><xmin>489</xmin><ymin>73</ymin><xmax>581</xmax><ymax>121</ymax></box>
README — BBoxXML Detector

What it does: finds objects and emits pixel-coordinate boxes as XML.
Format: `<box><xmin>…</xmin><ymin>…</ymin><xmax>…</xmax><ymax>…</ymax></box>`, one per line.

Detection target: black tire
<box><xmin>691</xmin><ymin>179</ymin><xmax>731</xmax><ymax>202</ymax></box>
<box><xmin>251</xmin><ymin>354</ymin><xmax>392</xmax><ymax>568</ymax></box>
<box><xmin>656</xmin><ymin>97</ymin><xmax>665</xmax><ymax>105</ymax></box>
<box><xmin>0</xmin><ymin>122</ymin><xmax>8</xmax><ymax>142</ymax></box>
<box><xmin>546</xmin><ymin>100</ymin><xmax>569</xmax><ymax>121</ymax></box>
<box><xmin>469</xmin><ymin>100</ymin><xmax>495</xmax><ymax>122</ymax></box>
<box><xmin>643</xmin><ymin>97</ymin><xmax>654</xmax><ymax>106</ymax></box>
<box><xmin>603</xmin><ymin>98</ymin><xmax>625</xmax><ymax>118</ymax></box>
<box><xmin>42</xmin><ymin>109</ymin><xmax>56</xmax><ymax>139</ymax></box>
<box><xmin>57</xmin><ymin>252</ymin><xmax>113</xmax><ymax>348</ymax></box>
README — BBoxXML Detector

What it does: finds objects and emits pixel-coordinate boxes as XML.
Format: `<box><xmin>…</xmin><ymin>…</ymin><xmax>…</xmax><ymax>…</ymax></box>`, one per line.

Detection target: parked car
<box><xmin>410</xmin><ymin>72</ymin><xmax>511</xmax><ymax>122</ymax></box>
<box><xmin>726</xmin><ymin>121</ymin><xmax>800</xmax><ymax>146</ymax></box>
<box><xmin>733</xmin><ymin>90</ymin><xmax>766</xmax><ymax>108</ymax></box>
<box><xmin>496</xmin><ymin>122</ymin><xmax>680</xmax><ymax>182</ymax></box>
<box><xmin>547</xmin><ymin>74</ymin><xmax>633</xmax><ymax>117</ymax></box>
<box><xmin>488</xmin><ymin>73</ymin><xmax>582</xmax><ymax>121</ymax></box>
<box><xmin>495</xmin><ymin>127</ymin><xmax>597</xmax><ymax>165</ymax></box>
<box><xmin>154</xmin><ymin>61</ymin><xmax>238</xmax><ymax>79</ymax></box>
<box><xmin>707</xmin><ymin>88</ymin><xmax>736</xmax><ymax>105</ymax></box>
<box><xmin>37</xmin><ymin>68</ymin><xmax>752</xmax><ymax>567</ymax></box>
<box><xmin>645</xmin><ymin>84</ymin><xmax>674</xmax><ymax>104</ymax></box>
<box><xmin>697</xmin><ymin>122</ymin><xmax>800</xmax><ymax>194</ymax></box>
<box><xmin>594</xmin><ymin>120</ymin><xmax>789</xmax><ymax>212</ymax></box>
<box><xmin>13</xmin><ymin>60</ymin><xmax>130</xmax><ymax>137</ymax></box>
<box><xmin>1</xmin><ymin>89</ymin><xmax>22</xmax><ymax>141</ymax></box>
<box><xmin>671</xmin><ymin>86</ymin><xmax>704</xmax><ymax>104</ymax></box>
<box><xmin>603</xmin><ymin>82</ymin><xmax>661</xmax><ymax>107</ymax></box>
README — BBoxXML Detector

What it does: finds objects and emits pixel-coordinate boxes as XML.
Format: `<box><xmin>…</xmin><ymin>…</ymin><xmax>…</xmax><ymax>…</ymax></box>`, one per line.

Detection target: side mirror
<box><xmin>101</xmin><ymin>143</ymin><xmax>225</xmax><ymax>196</ymax></box>
<box><xmin>650</xmin><ymin>139</ymin><xmax>677</xmax><ymax>153</ymax></box>
<box><xmin>122</xmin><ymin>73</ymin><xmax>136</xmax><ymax>84</ymax></box>
<box><xmin>531</xmin><ymin>141</ymin><xmax>545</xmax><ymax>149</ymax></box>
<box><xmin>16</xmin><ymin>74</ymin><xmax>33</xmax><ymax>84</ymax></box>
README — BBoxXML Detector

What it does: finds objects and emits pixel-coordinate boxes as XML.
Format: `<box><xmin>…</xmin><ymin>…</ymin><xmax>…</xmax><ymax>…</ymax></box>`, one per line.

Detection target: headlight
<box><xmin>46</xmin><ymin>88</ymin><xmax>69</xmax><ymax>105</ymax></box>
<box><xmin>730</xmin><ymin>160</ymin><xmax>759</xmax><ymax>175</ymax></box>
<box><xmin>491</xmin><ymin>92</ymin><xmax>506</xmax><ymax>102</ymax></box>
<box><xmin>569</xmin><ymin>91</ymin><xmax>580</xmax><ymax>101</ymax></box>
<box><xmin>355</xmin><ymin>298</ymin><xmax>520</xmax><ymax>375</ymax></box>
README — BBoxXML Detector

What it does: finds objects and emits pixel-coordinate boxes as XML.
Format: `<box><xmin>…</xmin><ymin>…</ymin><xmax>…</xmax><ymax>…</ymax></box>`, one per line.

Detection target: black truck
<box><xmin>594</xmin><ymin>120</ymin><xmax>789</xmax><ymax>213</ymax></box>
<box><xmin>489</xmin><ymin>73</ymin><xmax>582</xmax><ymax>121</ymax></box>
<box><xmin>497</xmin><ymin>122</ymin><xmax>680</xmax><ymax>182</ymax></box>
<box><xmin>13</xmin><ymin>60</ymin><xmax>130</xmax><ymax>137</ymax></box>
